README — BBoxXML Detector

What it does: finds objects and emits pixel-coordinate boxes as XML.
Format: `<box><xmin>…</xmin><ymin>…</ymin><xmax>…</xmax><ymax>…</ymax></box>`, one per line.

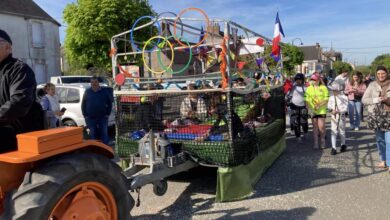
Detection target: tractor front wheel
<box><xmin>9</xmin><ymin>153</ymin><xmax>133</xmax><ymax>220</ymax></box>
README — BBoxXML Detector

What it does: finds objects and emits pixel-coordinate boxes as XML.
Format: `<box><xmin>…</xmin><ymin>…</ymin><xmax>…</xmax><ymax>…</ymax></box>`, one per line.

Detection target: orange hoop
<box><xmin>173</xmin><ymin>7</ymin><xmax>209</xmax><ymax>48</ymax></box>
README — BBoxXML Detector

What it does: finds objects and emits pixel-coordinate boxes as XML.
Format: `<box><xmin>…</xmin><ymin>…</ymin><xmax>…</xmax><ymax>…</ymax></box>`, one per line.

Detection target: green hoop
<box><xmin>156</xmin><ymin>36</ymin><xmax>192</xmax><ymax>74</ymax></box>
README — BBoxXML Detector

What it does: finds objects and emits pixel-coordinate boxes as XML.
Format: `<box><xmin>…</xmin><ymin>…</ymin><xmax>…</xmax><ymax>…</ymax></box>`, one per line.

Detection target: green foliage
<box><xmin>355</xmin><ymin>65</ymin><xmax>371</xmax><ymax>74</ymax></box>
<box><xmin>371</xmin><ymin>54</ymin><xmax>390</xmax><ymax>71</ymax></box>
<box><xmin>63</xmin><ymin>0</ymin><xmax>155</xmax><ymax>71</ymax></box>
<box><xmin>332</xmin><ymin>61</ymin><xmax>353</xmax><ymax>74</ymax></box>
<box><xmin>263</xmin><ymin>43</ymin><xmax>304</xmax><ymax>75</ymax></box>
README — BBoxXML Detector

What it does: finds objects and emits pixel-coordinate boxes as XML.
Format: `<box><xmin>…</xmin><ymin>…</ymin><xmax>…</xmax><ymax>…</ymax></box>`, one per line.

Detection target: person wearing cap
<box><xmin>305</xmin><ymin>72</ymin><xmax>329</xmax><ymax>149</ymax></box>
<box><xmin>327</xmin><ymin>79</ymin><xmax>348</xmax><ymax>155</ymax></box>
<box><xmin>362</xmin><ymin>65</ymin><xmax>390</xmax><ymax>170</ymax></box>
<box><xmin>286</xmin><ymin>73</ymin><xmax>309</xmax><ymax>143</ymax></box>
<box><xmin>0</xmin><ymin>29</ymin><xmax>43</xmax><ymax>152</ymax></box>
<box><xmin>344</xmin><ymin>71</ymin><xmax>367</xmax><ymax>130</ymax></box>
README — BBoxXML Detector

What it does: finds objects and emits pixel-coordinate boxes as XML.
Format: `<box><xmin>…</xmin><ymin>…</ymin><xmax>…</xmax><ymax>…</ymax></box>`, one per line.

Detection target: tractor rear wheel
<box><xmin>9</xmin><ymin>153</ymin><xmax>133</xmax><ymax>220</ymax></box>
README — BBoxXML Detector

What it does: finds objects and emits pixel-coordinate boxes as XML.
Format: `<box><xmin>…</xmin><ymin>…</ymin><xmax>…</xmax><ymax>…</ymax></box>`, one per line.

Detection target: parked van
<box><xmin>38</xmin><ymin>84</ymin><xmax>115</xmax><ymax>127</ymax></box>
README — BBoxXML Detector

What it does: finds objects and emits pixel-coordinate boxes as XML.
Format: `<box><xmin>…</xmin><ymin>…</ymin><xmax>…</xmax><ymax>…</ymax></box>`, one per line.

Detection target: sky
<box><xmin>34</xmin><ymin>0</ymin><xmax>390</xmax><ymax>66</ymax></box>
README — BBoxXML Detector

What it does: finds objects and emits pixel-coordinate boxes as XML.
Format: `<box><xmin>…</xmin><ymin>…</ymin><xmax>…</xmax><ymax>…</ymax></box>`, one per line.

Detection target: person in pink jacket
<box><xmin>344</xmin><ymin>71</ymin><xmax>367</xmax><ymax>130</ymax></box>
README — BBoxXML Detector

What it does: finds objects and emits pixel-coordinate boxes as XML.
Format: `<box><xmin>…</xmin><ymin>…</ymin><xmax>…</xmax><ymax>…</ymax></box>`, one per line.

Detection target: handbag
<box><xmin>367</xmin><ymin>103</ymin><xmax>390</xmax><ymax>131</ymax></box>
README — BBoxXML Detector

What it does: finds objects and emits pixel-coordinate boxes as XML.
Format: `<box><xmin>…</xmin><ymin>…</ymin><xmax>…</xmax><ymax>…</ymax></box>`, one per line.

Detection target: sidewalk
<box><xmin>131</xmin><ymin>120</ymin><xmax>390</xmax><ymax>220</ymax></box>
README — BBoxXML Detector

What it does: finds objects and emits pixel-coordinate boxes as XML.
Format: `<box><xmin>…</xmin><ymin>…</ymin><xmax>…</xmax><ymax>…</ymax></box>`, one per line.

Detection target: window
<box><xmin>34</xmin><ymin>62</ymin><xmax>46</xmax><ymax>84</ymax></box>
<box><xmin>67</xmin><ymin>88</ymin><xmax>80</xmax><ymax>103</ymax></box>
<box><xmin>56</xmin><ymin>88</ymin><xmax>67</xmax><ymax>103</ymax></box>
<box><xmin>31</xmin><ymin>22</ymin><xmax>45</xmax><ymax>48</ymax></box>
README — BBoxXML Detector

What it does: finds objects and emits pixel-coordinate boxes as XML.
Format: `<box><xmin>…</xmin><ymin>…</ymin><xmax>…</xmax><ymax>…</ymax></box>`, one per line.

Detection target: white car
<box><xmin>38</xmin><ymin>84</ymin><xmax>115</xmax><ymax>127</ymax></box>
<box><xmin>50</xmin><ymin>76</ymin><xmax>109</xmax><ymax>86</ymax></box>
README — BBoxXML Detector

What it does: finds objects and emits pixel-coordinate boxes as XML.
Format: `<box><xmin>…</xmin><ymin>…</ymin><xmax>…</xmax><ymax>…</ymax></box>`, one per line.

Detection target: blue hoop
<box><xmin>156</xmin><ymin>12</ymin><xmax>184</xmax><ymax>39</ymax></box>
<box><xmin>130</xmin><ymin>15</ymin><xmax>162</xmax><ymax>52</ymax></box>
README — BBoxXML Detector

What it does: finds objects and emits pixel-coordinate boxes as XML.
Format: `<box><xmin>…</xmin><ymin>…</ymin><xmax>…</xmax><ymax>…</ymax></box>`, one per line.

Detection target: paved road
<box><xmin>129</xmin><ymin>120</ymin><xmax>390</xmax><ymax>220</ymax></box>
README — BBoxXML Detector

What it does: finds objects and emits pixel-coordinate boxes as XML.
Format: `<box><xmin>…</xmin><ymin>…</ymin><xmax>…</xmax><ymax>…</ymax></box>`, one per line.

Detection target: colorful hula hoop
<box><xmin>157</xmin><ymin>12</ymin><xmax>184</xmax><ymax>39</ymax></box>
<box><xmin>156</xmin><ymin>36</ymin><xmax>192</xmax><ymax>74</ymax></box>
<box><xmin>173</xmin><ymin>7</ymin><xmax>209</xmax><ymax>48</ymax></box>
<box><xmin>142</xmin><ymin>36</ymin><xmax>174</xmax><ymax>75</ymax></box>
<box><xmin>130</xmin><ymin>15</ymin><xmax>162</xmax><ymax>52</ymax></box>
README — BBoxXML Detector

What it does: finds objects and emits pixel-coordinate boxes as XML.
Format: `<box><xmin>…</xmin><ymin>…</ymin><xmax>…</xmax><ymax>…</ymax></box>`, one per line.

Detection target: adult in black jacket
<box><xmin>0</xmin><ymin>29</ymin><xmax>43</xmax><ymax>152</ymax></box>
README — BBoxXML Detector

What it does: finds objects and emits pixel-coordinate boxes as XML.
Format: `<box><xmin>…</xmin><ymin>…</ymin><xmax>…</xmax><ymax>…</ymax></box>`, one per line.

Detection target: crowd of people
<box><xmin>284</xmin><ymin>67</ymin><xmax>390</xmax><ymax>172</ymax></box>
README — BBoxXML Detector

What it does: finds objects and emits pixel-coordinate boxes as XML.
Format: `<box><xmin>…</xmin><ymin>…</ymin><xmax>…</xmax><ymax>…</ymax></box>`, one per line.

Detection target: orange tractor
<box><xmin>0</xmin><ymin>125</ymin><xmax>197</xmax><ymax>219</ymax></box>
<box><xmin>0</xmin><ymin>127</ymin><xmax>134</xmax><ymax>219</ymax></box>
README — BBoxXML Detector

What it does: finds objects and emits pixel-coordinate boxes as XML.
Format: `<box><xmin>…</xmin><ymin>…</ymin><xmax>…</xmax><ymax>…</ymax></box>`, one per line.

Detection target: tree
<box><xmin>263</xmin><ymin>43</ymin><xmax>304</xmax><ymax>75</ymax></box>
<box><xmin>332</xmin><ymin>61</ymin><xmax>353</xmax><ymax>75</ymax></box>
<box><xmin>355</xmin><ymin>65</ymin><xmax>371</xmax><ymax>74</ymax></box>
<box><xmin>63</xmin><ymin>0</ymin><xmax>155</xmax><ymax>73</ymax></box>
<box><xmin>371</xmin><ymin>54</ymin><xmax>390</xmax><ymax>71</ymax></box>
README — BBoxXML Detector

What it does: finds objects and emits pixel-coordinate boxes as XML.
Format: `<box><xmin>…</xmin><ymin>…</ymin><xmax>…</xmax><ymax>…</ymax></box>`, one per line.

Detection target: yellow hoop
<box><xmin>142</xmin><ymin>36</ymin><xmax>174</xmax><ymax>75</ymax></box>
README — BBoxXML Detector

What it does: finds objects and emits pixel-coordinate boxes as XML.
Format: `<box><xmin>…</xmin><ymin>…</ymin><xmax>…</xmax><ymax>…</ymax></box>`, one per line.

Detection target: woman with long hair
<box><xmin>362</xmin><ymin>66</ymin><xmax>390</xmax><ymax>170</ymax></box>
<box><xmin>305</xmin><ymin>72</ymin><xmax>329</xmax><ymax>149</ymax></box>
<box><xmin>345</xmin><ymin>71</ymin><xmax>367</xmax><ymax>130</ymax></box>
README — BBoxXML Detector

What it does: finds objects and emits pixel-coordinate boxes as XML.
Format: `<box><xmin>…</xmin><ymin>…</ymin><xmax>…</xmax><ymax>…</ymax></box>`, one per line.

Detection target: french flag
<box><xmin>271</xmin><ymin>12</ymin><xmax>285</xmax><ymax>61</ymax></box>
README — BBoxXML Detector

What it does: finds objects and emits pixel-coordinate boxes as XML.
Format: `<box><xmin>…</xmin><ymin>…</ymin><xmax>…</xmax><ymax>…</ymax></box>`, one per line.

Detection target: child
<box><xmin>327</xmin><ymin>79</ymin><xmax>348</xmax><ymax>155</ymax></box>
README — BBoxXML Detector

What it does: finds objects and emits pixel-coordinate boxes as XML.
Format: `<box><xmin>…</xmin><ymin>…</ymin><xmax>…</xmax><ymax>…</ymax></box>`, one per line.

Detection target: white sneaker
<box><xmin>354</xmin><ymin>127</ymin><xmax>359</xmax><ymax>131</ymax></box>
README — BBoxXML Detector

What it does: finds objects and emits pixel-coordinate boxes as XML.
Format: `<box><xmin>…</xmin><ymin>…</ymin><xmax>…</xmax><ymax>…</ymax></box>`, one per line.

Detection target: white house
<box><xmin>0</xmin><ymin>0</ymin><xmax>61</xmax><ymax>84</ymax></box>
<box><xmin>295</xmin><ymin>43</ymin><xmax>342</xmax><ymax>76</ymax></box>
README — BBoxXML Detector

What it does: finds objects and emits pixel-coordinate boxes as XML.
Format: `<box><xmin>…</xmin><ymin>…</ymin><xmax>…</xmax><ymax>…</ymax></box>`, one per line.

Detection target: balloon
<box><xmin>256</xmin><ymin>38</ymin><xmax>264</xmax><ymax>46</ymax></box>
<box><xmin>115</xmin><ymin>74</ymin><xmax>126</xmax><ymax>86</ymax></box>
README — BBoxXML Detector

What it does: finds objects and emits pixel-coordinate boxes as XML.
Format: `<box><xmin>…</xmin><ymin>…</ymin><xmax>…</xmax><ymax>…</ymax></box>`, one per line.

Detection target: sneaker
<box><xmin>354</xmin><ymin>127</ymin><xmax>359</xmax><ymax>131</ymax></box>
<box><xmin>313</xmin><ymin>143</ymin><xmax>319</xmax><ymax>149</ymax></box>
<box><xmin>297</xmin><ymin>137</ymin><xmax>303</xmax><ymax>144</ymax></box>
<box><xmin>331</xmin><ymin>148</ymin><xmax>337</xmax><ymax>155</ymax></box>
<box><xmin>340</xmin><ymin>145</ymin><xmax>347</xmax><ymax>152</ymax></box>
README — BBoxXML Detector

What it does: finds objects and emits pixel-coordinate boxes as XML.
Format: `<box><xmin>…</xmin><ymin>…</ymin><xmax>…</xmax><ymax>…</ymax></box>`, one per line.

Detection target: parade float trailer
<box><xmin>111</xmin><ymin>8</ymin><xmax>286</xmax><ymax>202</ymax></box>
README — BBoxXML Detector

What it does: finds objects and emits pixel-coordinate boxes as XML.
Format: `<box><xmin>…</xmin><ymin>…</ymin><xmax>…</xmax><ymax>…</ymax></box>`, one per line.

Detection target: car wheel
<box><xmin>62</xmin><ymin>119</ymin><xmax>77</xmax><ymax>127</ymax></box>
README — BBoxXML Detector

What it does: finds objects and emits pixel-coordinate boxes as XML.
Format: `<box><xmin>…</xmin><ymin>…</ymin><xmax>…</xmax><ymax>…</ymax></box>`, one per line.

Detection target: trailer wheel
<box><xmin>9</xmin><ymin>153</ymin><xmax>133</xmax><ymax>220</ymax></box>
<box><xmin>153</xmin><ymin>179</ymin><xmax>168</xmax><ymax>196</ymax></box>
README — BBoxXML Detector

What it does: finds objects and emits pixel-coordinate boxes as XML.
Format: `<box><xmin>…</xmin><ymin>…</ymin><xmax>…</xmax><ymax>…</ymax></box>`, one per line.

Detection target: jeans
<box><xmin>85</xmin><ymin>117</ymin><xmax>109</xmax><ymax>145</ymax></box>
<box><xmin>375</xmin><ymin>130</ymin><xmax>390</xmax><ymax>164</ymax></box>
<box><xmin>348</xmin><ymin>100</ymin><xmax>362</xmax><ymax>128</ymax></box>
<box><xmin>289</xmin><ymin>104</ymin><xmax>308</xmax><ymax>138</ymax></box>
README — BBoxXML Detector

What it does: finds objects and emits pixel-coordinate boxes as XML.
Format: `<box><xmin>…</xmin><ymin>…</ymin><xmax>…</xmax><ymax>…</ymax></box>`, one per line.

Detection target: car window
<box><xmin>56</xmin><ymin>87</ymin><xmax>67</xmax><ymax>103</ymax></box>
<box><xmin>67</xmin><ymin>88</ymin><xmax>80</xmax><ymax>103</ymax></box>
